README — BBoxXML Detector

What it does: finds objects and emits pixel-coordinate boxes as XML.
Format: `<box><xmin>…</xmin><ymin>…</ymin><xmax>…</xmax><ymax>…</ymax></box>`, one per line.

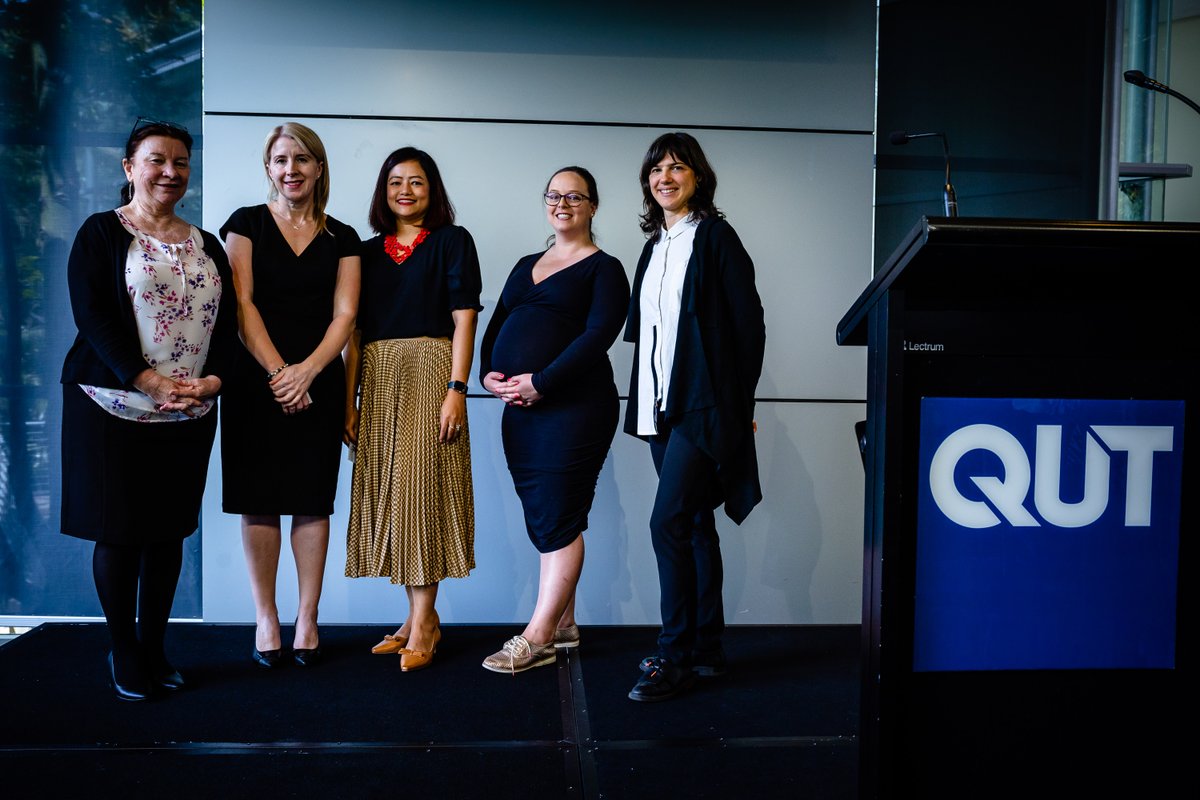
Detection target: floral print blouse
<box><xmin>81</xmin><ymin>210</ymin><xmax>223</xmax><ymax>422</ymax></box>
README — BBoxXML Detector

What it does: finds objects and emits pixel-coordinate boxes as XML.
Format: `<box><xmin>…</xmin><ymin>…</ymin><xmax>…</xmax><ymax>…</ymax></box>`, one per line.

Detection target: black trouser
<box><xmin>648</xmin><ymin>422</ymin><xmax>725</xmax><ymax>666</ymax></box>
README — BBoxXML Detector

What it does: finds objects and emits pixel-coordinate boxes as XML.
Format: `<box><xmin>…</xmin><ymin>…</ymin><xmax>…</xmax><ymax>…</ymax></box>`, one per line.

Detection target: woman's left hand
<box><xmin>439</xmin><ymin>389</ymin><xmax>467</xmax><ymax>443</ymax></box>
<box><xmin>270</xmin><ymin>361</ymin><xmax>317</xmax><ymax>415</ymax></box>
<box><xmin>175</xmin><ymin>375</ymin><xmax>222</xmax><ymax>404</ymax></box>
<box><xmin>160</xmin><ymin>375</ymin><xmax>221</xmax><ymax>416</ymax></box>
<box><xmin>506</xmin><ymin>373</ymin><xmax>542</xmax><ymax>407</ymax></box>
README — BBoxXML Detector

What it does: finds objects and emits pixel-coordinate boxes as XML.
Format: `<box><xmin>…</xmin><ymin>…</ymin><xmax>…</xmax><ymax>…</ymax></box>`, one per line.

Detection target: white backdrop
<box><xmin>200</xmin><ymin>0</ymin><xmax>875</xmax><ymax>626</ymax></box>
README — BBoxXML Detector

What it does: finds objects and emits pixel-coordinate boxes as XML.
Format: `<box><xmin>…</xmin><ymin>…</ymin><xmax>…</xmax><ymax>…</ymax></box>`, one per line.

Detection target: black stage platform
<box><xmin>0</xmin><ymin>623</ymin><xmax>858</xmax><ymax>799</ymax></box>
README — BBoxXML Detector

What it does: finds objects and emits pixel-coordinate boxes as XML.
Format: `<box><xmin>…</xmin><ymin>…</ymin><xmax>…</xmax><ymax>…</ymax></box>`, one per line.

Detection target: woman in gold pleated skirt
<box><xmin>344</xmin><ymin>147</ymin><xmax>482</xmax><ymax>671</ymax></box>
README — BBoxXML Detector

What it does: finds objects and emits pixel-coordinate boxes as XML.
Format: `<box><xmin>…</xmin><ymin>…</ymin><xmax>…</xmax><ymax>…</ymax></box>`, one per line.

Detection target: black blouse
<box><xmin>358</xmin><ymin>225</ymin><xmax>483</xmax><ymax>344</ymax></box>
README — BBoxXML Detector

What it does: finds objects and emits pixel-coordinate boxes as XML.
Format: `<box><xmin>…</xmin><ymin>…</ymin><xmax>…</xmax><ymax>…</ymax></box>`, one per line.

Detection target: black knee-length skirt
<box><xmin>60</xmin><ymin>384</ymin><xmax>217</xmax><ymax>544</ymax></box>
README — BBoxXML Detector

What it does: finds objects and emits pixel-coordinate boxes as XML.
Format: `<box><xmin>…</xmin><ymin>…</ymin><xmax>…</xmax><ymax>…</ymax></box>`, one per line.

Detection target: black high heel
<box><xmin>292</xmin><ymin>646</ymin><xmax>322</xmax><ymax>667</ymax></box>
<box><xmin>151</xmin><ymin>661</ymin><xmax>188</xmax><ymax>690</ymax></box>
<box><xmin>292</xmin><ymin>617</ymin><xmax>320</xmax><ymax>667</ymax></box>
<box><xmin>108</xmin><ymin>652</ymin><xmax>150</xmax><ymax>702</ymax></box>
<box><xmin>253</xmin><ymin>647</ymin><xmax>283</xmax><ymax>669</ymax></box>
<box><xmin>253</xmin><ymin>619</ymin><xmax>283</xmax><ymax>669</ymax></box>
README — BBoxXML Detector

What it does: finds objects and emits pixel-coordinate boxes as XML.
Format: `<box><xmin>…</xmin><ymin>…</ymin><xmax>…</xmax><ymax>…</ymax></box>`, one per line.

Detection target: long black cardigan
<box><xmin>622</xmin><ymin>216</ymin><xmax>766</xmax><ymax>524</ymax></box>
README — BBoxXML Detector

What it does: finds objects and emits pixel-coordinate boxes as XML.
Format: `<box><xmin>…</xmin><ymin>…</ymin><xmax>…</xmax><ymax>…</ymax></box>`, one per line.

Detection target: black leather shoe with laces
<box><xmin>628</xmin><ymin>656</ymin><xmax>695</xmax><ymax>702</ymax></box>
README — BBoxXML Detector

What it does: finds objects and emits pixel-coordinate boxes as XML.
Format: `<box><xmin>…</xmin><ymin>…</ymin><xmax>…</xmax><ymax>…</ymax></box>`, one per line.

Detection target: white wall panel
<box><xmin>200</xmin><ymin>1</ymin><xmax>876</xmax><ymax>626</ymax></box>
<box><xmin>201</xmin><ymin>116</ymin><xmax>871</xmax><ymax>400</ymax></box>
<box><xmin>202</xmin><ymin>399</ymin><xmax>865</xmax><ymax>625</ymax></box>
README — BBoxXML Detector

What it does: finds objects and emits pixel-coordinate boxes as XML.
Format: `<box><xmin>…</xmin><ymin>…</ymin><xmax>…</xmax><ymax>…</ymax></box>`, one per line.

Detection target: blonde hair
<box><xmin>263</xmin><ymin>122</ymin><xmax>331</xmax><ymax>234</ymax></box>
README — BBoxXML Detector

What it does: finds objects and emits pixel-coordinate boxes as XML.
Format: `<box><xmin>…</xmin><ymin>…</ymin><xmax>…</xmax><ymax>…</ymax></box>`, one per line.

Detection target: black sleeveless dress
<box><xmin>219</xmin><ymin>205</ymin><xmax>360</xmax><ymax>515</ymax></box>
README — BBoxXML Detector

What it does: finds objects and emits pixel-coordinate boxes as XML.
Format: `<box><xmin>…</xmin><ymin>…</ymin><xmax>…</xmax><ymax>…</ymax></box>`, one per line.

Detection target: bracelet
<box><xmin>266</xmin><ymin>363</ymin><xmax>289</xmax><ymax>381</ymax></box>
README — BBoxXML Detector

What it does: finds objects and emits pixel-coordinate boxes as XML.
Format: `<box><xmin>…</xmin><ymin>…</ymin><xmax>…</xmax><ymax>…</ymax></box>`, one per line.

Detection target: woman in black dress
<box><xmin>61</xmin><ymin>118</ymin><xmax>237</xmax><ymax>700</ymax></box>
<box><xmin>624</xmin><ymin>132</ymin><xmax>765</xmax><ymax>702</ymax></box>
<box><xmin>345</xmin><ymin>147</ymin><xmax>480</xmax><ymax>672</ymax></box>
<box><xmin>220</xmin><ymin>122</ymin><xmax>361</xmax><ymax>668</ymax></box>
<box><xmin>479</xmin><ymin>166</ymin><xmax>630</xmax><ymax>674</ymax></box>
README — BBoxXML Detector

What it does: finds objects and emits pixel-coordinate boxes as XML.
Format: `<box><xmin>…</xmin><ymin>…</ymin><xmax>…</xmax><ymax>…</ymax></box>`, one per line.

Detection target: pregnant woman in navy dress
<box><xmin>479</xmin><ymin>166</ymin><xmax>630</xmax><ymax>673</ymax></box>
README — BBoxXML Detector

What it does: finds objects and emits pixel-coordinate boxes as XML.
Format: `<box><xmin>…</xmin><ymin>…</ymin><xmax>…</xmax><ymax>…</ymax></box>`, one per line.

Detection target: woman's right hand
<box><xmin>133</xmin><ymin>368</ymin><xmax>190</xmax><ymax>412</ymax></box>
<box><xmin>270</xmin><ymin>361</ymin><xmax>317</xmax><ymax>414</ymax></box>
<box><xmin>344</xmin><ymin>405</ymin><xmax>359</xmax><ymax>446</ymax></box>
<box><xmin>482</xmin><ymin>371</ymin><xmax>516</xmax><ymax>403</ymax></box>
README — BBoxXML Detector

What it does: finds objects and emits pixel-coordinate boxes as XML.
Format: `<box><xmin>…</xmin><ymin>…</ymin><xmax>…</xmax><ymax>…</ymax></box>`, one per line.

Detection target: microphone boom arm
<box><xmin>890</xmin><ymin>129</ymin><xmax>959</xmax><ymax>217</ymax></box>
<box><xmin>1124</xmin><ymin>70</ymin><xmax>1200</xmax><ymax>117</ymax></box>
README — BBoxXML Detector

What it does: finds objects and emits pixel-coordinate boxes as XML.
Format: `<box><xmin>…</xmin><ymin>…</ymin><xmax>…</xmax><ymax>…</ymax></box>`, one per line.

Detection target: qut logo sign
<box><xmin>929</xmin><ymin>422</ymin><xmax>1174</xmax><ymax>529</ymax></box>
<box><xmin>913</xmin><ymin>397</ymin><xmax>1183</xmax><ymax>672</ymax></box>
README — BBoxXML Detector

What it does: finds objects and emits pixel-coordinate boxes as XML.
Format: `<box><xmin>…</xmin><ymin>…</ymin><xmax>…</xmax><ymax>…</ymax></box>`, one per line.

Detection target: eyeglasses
<box><xmin>130</xmin><ymin>116</ymin><xmax>190</xmax><ymax>139</ymax></box>
<box><xmin>544</xmin><ymin>191</ymin><xmax>591</xmax><ymax>207</ymax></box>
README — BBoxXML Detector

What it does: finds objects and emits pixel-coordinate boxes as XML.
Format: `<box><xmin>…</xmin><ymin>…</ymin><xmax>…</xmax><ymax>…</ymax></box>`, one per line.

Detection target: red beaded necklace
<box><xmin>384</xmin><ymin>228</ymin><xmax>430</xmax><ymax>265</ymax></box>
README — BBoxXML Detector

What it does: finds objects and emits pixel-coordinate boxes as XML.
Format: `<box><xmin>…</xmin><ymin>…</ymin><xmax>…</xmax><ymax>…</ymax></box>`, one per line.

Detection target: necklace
<box><xmin>271</xmin><ymin>204</ymin><xmax>311</xmax><ymax>231</ymax></box>
<box><xmin>384</xmin><ymin>228</ymin><xmax>430</xmax><ymax>265</ymax></box>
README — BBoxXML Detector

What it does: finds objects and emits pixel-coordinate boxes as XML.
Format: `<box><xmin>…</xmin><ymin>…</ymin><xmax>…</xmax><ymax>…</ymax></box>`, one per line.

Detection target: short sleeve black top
<box><xmin>219</xmin><ymin>205</ymin><xmax>361</xmax><ymax>359</ymax></box>
<box><xmin>358</xmin><ymin>225</ymin><xmax>483</xmax><ymax>345</ymax></box>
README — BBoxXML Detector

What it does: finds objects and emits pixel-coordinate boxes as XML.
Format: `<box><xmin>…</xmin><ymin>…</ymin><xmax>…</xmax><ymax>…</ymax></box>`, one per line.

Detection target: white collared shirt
<box><xmin>636</xmin><ymin>215</ymin><xmax>699</xmax><ymax>435</ymax></box>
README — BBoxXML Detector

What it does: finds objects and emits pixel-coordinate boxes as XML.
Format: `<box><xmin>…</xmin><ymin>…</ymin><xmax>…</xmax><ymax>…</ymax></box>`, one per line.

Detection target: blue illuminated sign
<box><xmin>914</xmin><ymin>397</ymin><xmax>1184</xmax><ymax>672</ymax></box>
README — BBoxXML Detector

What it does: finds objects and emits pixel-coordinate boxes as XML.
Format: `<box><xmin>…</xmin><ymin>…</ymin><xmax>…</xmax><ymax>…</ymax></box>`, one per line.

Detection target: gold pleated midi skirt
<box><xmin>346</xmin><ymin>337</ymin><xmax>475</xmax><ymax>585</ymax></box>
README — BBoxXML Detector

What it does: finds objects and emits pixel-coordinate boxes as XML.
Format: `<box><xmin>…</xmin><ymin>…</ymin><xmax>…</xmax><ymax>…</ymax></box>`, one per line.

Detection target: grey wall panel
<box><xmin>200</xmin><ymin>1</ymin><xmax>875</xmax><ymax>627</ymax></box>
<box><xmin>201</xmin><ymin>399</ymin><xmax>865</xmax><ymax>625</ymax></box>
<box><xmin>204</xmin><ymin>1</ymin><xmax>876</xmax><ymax>132</ymax></box>
<box><xmin>201</xmin><ymin>116</ymin><xmax>871</xmax><ymax>400</ymax></box>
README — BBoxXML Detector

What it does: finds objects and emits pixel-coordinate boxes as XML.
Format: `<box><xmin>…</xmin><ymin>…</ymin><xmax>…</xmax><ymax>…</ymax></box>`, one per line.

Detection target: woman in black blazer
<box><xmin>624</xmin><ymin>132</ymin><xmax>765</xmax><ymax>702</ymax></box>
<box><xmin>60</xmin><ymin>118</ymin><xmax>237</xmax><ymax>701</ymax></box>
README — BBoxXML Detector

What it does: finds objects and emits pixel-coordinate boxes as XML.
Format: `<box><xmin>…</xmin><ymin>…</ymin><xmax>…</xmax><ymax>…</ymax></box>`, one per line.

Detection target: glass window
<box><xmin>0</xmin><ymin>0</ymin><xmax>204</xmax><ymax>619</ymax></box>
<box><xmin>1119</xmin><ymin>0</ymin><xmax>1175</xmax><ymax>220</ymax></box>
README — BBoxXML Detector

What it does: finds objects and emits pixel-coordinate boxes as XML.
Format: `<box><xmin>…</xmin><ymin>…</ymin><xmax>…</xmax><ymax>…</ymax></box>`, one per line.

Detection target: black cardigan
<box><xmin>623</xmin><ymin>216</ymin><xmax>766</xmax><ymax>524</ymax></box>
<box><xmin>60</xmin><ymin>210</ymin><xmax>239</xmax><ymax>390</ymax></box>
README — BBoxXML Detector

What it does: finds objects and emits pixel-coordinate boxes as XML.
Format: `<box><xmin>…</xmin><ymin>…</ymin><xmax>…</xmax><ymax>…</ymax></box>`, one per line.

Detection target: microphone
<box><xmin>1123</xmin><ymin>70</ymin><xmax>1200</xmax><ymax>116</ymax></box>
<box><xmin>1123</xmin><ymin>70</ymin><xmax>1168</xmax><ymax>93</ymax></box>
<box><xmin>889</xmin><ymin>130</ymin><xmax>959</xmax><ymax>217</ymax></box>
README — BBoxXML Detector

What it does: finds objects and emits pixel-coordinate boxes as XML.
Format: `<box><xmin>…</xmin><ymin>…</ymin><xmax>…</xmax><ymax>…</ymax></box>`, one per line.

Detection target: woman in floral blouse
<box><xmin>59</xmin><ymin>117</ymin><xmax>237</xmax><ymax>701</ymax></box>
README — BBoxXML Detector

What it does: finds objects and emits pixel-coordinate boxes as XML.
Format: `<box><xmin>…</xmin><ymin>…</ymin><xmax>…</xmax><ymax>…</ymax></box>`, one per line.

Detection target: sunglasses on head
<box><xmin>129</xmin><ymin>116</ymin><xmax>190</xmax><ymax>139</ymax></box>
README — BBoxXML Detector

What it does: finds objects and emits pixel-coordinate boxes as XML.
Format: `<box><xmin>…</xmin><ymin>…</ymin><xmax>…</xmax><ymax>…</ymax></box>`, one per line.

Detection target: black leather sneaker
<box><xmin>628</xmin><ymin>656</ymin><xmax>696</xmax><ymax>702</ymax></box>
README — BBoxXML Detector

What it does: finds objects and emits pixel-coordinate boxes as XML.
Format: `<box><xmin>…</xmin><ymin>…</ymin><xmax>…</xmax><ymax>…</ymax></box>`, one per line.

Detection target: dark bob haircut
<box><xmin>638</xmin><ymin>131</ymin><xmax>722</xmax><ymax>240</ymax></box>
<box><xmin>121</xmin><ymin>118</ymin><xmax>194</xmax><ymax>204</ymax></box>
<box><xmin>368</xmin><ymin>146</ymin><xmax>456</xmax><ymax>235</ymax></box>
